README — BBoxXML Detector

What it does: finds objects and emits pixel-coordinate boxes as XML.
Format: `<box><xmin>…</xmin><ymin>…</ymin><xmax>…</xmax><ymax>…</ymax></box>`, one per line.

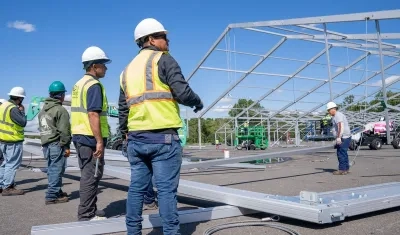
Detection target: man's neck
<box><xmin>85</xmin><ymin>72</ymin><xmax>98</xmax><ymax>79</ymax></box>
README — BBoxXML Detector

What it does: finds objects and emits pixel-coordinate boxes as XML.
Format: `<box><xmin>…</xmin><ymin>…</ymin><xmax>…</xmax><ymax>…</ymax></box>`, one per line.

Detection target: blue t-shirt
<box><xmin>72</xmin><ymin>78</ymin><xmax>107</xmax><ymax>147</ymax></box>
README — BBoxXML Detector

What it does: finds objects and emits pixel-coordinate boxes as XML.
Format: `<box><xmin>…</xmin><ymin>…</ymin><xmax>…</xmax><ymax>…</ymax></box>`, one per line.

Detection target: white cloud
<box><xmin>7</xmin><ymin>20</ymin><xmax>36</xmax><ymax>32</ymax></box>
<box><xmin>335</xmin><ymin>67</ymin><xmax>344</xmax><ymax>73</ymax></box>
<box><xmin>220</xmin><ymin>97</ymin><xmax>233</xmax><ymax>103</ymax></box>
<box><xmin>276</xmin><ymin>89</ymin><xmax>283</xmax><ymax>93</ymax></box>
<box><xmin>213</xmin><ymin>105</ymin><xmax>233</xmax><ymax>112</ymax></box>
<box><xmin>371</xmin><ymin>75</ymin><xmax>400</xmax><ymax>87</ymax></box>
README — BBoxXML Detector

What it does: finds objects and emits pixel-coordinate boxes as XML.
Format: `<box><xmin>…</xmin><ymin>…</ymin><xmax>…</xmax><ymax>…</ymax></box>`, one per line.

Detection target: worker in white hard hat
<box><xmin>0</xmin><ymin>87</ymin><xmax>27</xmax><ymax>196</ymax></box>
<box><xmin>70</xmin><ymin>46</ymin><xmax>111</xmax><ymax>221</ymax></box>
<box><xmin>327</xmin><ymin>101</ymin><xmax>351</xmax><ymax>175</ymax></box>
<box><xmin>119</xmin><ymin>18</ymin><xmax>203</xmax><ymax>234</ymax></box>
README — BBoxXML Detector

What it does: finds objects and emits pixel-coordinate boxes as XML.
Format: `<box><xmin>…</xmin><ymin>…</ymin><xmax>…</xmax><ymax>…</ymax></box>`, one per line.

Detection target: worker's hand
<box><xmin>93</xmin><ymin>142</ymin><xmax>104</xmax><ymax>158</ymax></box>
<box><xmin>336</xmin><ymin>138</ymin><xmax>342</xmax><ymax>145</ymax></box>
<box><xmin>64</xmin><ymin>149</ymin><xmax>70</xmax><ymax>158</ymax></box>
<box><xmin>193</xmin><ymin>102</ymin><xmax>204</xmax><ymax>113</ymax></box>
<box><xmin>18</xmin><ymin>104</ymin><xmax>25</xmax><ymax>111</ymax></box>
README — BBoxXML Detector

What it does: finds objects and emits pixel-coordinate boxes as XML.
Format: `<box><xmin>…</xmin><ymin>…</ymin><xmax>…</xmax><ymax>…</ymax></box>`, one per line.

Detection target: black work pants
<box><xmin>74</xmin><ymin>142</ymin><xmax>105</xmax><ymax>221</ymax></box>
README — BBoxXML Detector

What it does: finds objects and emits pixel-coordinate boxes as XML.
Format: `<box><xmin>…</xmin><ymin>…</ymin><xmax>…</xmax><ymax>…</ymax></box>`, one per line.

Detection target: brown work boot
<box><xmin>45</xmin><ymin>196</ymin><xmax>69</xmax><ymax>205</ymax></box>
<box><xmin>59</xmin><ymin>190</ymin><xmax>68</xmax><ymax>197</ymax></box>
<box><xmin>333</xmin><ymin>170</ymin><xmax>349</xmax><ymax>175</ymax></box>
<box><xmin>143</xmin><ymin>201</ymin><xmax>158</xmax><ymax>211</ymax></box>
<box><xmin>2</xmin><ymin>185</ymin><xmax>25</xmax><ymax>196</ymax></box>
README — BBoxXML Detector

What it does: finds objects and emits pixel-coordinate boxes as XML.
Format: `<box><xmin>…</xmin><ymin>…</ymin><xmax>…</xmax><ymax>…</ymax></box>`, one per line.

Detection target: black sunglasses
<box><xmin>151</xmin><ymin>33</ymin><xmax>167</xmax><ymax>41</ymax></box>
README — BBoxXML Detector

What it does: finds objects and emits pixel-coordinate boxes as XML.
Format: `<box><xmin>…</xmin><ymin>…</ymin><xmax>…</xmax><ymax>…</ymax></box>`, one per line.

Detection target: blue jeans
<box><xmin>42</xmin><ymin>142</ymin><xmax>66</xmax><ymax>200</ymax></box>
<box><xmin>123</xmin><ymin>140</ymin><xmax>156</xmax><ymax>204</ymax></box>
<box><xmin>126</xmin><ymin>139</ymin><xmax>182</xmax><ymax>235</ymax></box>
<box><xmin>0</xmin><ymin>142</ymin><xmax>23</xmax><ymax>189</ymax></box>
<box><xmin>337</xmin><ymin>137</ymin><xmax>351</xmax><ymax>171</ymax></box>
<box><xmin>144</xmin><ymin>176</ymin><xmax>156</xmax><ymax>204</ymax></box>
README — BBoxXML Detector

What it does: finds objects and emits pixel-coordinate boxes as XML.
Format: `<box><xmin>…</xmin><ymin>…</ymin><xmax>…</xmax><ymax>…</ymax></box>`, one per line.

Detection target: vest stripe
<box><xmin>70</xmin><ymin>78</ymin><xmax>108</xmax><ymax>116</ymax></box>
<box><xmin>145</xmin><ymin>52</ymin><xmax>158</xmax><ymax>90</ymax></box>
<box><xmin>0</xmin><ymin>104</ymin><xmax>14</xmax><ymax>128</ymax></box>
<box><xmin>122</xmin><ymin>51</ymin><xmax>173</xmax><ymax>107</ymax></box>
<box><xmin>0</xmin><ymin>103</ymin><xmax>24</xmax><ymax>138</ymax></box>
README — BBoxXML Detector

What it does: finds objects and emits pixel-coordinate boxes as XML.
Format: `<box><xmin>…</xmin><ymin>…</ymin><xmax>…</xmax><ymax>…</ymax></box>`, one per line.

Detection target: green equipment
<box><xmin>25</xmin><ymin>96</ymin><xmax>187</xmax><ymax>150</ymax></box>
<box><xmin>235</xmin><ymin>125</ymin><xmax>269</xmax><ymax>150</ymax></box>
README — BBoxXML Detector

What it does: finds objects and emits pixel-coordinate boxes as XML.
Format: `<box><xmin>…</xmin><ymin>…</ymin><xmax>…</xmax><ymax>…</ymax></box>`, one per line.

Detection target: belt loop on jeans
<box><xmin>164</xmin><ymin>134</ymin><xmax>180</xmax><ymax>144</ymax></box>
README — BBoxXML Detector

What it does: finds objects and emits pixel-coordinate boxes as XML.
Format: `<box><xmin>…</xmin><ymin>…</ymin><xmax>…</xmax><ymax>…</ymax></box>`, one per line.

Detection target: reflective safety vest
<box><xmin>120</xmin><ymin>49</ymin><xmax>183</xmax><ymax>131</ymax></box>
<box><xmin>0</xmin><ymin>101</ymin><xmax>24</xmax><ymax>142</ymax></box>
<box><xmin>70</xmin><ymin>75</ymin><xmax>110</xmax><ymax>137</ymax></box>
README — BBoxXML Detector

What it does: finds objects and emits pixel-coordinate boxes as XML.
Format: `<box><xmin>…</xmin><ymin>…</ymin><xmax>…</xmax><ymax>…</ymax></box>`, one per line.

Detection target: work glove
<box><xmin>336</xmin><ymin>138</ymin><xmax>342</xmax><ymax>145</ymax></box>
<box><xmin>193</xmin><ymin>101</ymin><xmax>204</xmax><ymax>113</ymax></box>
<box><xmin>64</xmin><ymin>149</ymin><xmax>70</xmax><ymax>158</ymax></box>
<box><xmin>122</xmin><ymin>140</ymin><xmax>128</xmax><ymax>158</ymax></box>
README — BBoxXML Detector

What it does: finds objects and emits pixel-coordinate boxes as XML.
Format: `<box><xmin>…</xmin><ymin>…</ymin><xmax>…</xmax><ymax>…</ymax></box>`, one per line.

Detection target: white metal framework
<box><xmin>185</xmin><ymin>9</ymin><xmax>400</xmax><ymax>146</ymax></box>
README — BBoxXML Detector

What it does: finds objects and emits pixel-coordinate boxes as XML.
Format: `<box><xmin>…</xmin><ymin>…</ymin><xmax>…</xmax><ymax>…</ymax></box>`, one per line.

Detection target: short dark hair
<box><xmin>50</xmin><ymin>92</ymin><xmax>65</xmax><ymax>99</ymax></box>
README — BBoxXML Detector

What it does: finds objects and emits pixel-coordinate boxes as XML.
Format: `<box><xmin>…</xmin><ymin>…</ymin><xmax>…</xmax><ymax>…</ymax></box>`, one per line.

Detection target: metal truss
<box><xmin>185</xmin><ymin>9</ymin><xmax>400</xmax><ymax>146</ymax></box>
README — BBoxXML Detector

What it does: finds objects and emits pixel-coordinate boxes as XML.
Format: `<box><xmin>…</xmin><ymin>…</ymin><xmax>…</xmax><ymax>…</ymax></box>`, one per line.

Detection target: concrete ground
<box><xmin>1</xmin><ymin>143</ymin><xmax>400</xmax><ymax>235</ymax></box>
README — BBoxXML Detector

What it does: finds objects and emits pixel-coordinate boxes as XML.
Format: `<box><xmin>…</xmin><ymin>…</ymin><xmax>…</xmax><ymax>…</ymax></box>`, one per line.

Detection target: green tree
<box><xmin>228</xmin><ymin>99</ymin><xmax>264</xmax><ymax>118</ymax></box>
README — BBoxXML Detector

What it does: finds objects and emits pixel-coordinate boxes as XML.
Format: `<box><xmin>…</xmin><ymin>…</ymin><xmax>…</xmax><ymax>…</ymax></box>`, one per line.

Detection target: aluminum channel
<box><xmin>66</xmin><ymin>158</ymin><xmax>400</xmax><ymax>224</ymax></box>
<box><xmin>24</xmin><ymin>142</ymin><xmax>400</xmax><ymax>226</ymax></box>
<box><xmin>31</xmin><ymin>205</ymin><xmax>257</xmax><ymax>235</ymax></box>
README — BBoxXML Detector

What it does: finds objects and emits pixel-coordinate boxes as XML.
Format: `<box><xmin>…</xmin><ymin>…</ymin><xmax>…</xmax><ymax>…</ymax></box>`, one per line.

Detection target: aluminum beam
<box><xmin>68</xmin><ymin>157</ymin><xmax>400</xmax><ymax>225</ymax></box>
<box><xmin>186</xmin><ymin>27</ymin><xmax>230</xmax><ymax>82</ymax></box>
<box><xmin>31</xmin><ymin>205</ymin><xmax>257</xmax><ymax>235</ymax></box>
<box><xmin>198</xmin><ymin>37</ymin><xmax>287</xmax><ymax>118</ymax></box>
<box><xmin>234</xmin><ymin>47</ymin><xmax>331</xmax><ymax>119</ymax></box>
<box><xmin>180</xmin><ymin>145</ymin><xmax>331</xmax><ymax>170</ymax></box>
<box><xmin>229</xmin><ymin>10</ymin><xmax>400</xmax><ymax>28</ymax></box>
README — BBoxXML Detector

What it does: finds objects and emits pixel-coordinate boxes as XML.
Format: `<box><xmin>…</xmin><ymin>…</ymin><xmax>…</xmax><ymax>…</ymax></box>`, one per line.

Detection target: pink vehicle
<box><xmin>373</xmin><ymin>121</ymin><xmax>394</xmax><ymax>134</ymax></box>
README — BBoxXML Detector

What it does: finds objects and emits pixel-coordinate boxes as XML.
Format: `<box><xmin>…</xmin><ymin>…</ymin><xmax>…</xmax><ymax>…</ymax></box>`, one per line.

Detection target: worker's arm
<box><xmin>336</xmin><ymin>122</ymin><xmax>344</xmax><ymax>138</ymax></box>
<box><xmin>56</xmin><ymin>107</ymin><xmax>72</xmax><ymax>149</ymax></box>
<box><xmin>158</xmin><ymin>54</ymin><xmax>202</xmax><ymax>107</ymax></box>
<box><xmin>86</xmin><ymin>84</ymin><xmax>104</xmax><ymax>145</ymax></box>
<box><xmin>118</xmin><ymin>86</ymin><xmax>129</xmax><ymax>139</ymax></box>
<box><xmin>10</xmin><ymin>106</ymin><xmax>27</xmax><ymax>127</ymax></box>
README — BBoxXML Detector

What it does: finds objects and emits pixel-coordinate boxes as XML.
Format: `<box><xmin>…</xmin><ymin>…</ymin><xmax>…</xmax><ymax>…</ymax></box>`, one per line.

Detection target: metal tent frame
<box><xmin>185</xmin><ymin>9</ymin><xmax>400</xmax><ymax>147</ymax></box>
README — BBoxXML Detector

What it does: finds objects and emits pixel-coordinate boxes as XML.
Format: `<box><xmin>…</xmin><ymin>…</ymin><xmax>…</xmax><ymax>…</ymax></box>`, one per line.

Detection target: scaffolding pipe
<box><xmin>375</xmin><ymin>20</ymin><xmax>391</xmax><ymax>145</ymax></box>
<box><xmin>323</xmin><ymin>23</ymin><xmax>334</xmax><ymax>101</ymax></box>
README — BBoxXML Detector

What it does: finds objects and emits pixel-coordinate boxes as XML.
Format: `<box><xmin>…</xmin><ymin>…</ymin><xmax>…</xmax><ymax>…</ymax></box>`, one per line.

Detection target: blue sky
<box><xmin>1</xmin><ymin>0</ymin><xmax>399</xmax><ymax>119</ymax></box>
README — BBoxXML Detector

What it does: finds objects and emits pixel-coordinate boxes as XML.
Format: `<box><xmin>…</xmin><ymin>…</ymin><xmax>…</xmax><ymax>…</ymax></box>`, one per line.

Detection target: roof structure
<box><xmin>184</xmin><ymin>9</ymin><xmax>400</xmax><ymax>145</ymax></box>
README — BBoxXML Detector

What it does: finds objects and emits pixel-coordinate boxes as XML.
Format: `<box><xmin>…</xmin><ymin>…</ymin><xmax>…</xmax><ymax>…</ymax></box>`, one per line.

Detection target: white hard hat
<box><xmin>134</xmin><ymin>18</ymin><xmax>167</xmax><ymax>42</ymax></box>
<box><xmin>81</xmin><ymin>46</ymin><xmax>111</xmax><ymax>64</ymax></box>
<box><xmin>0</xmin><ymin>98</ymin><xmax>7</xmax><ymax>103</ymax></box>
<box><xmin>8</xmin><ymin>87</ymin><xmax>26</xmax><ymax>98</ymax></box>
<box><xmin>326</xmin><ymin>101</ymin><xmax>337</xmax><ymax>110</ymax></box>
<box><xmin>379</xmin><ymin>117</ymin><xmax>385</xmax><ymax>121</ymax></box>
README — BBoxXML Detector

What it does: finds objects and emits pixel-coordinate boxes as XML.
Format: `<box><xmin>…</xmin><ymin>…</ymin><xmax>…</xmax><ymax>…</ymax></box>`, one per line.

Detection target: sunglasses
<box><xmin>151</xmin><ymin>33</ymin><xmax>168</xmax><ymax>41</ymax></box>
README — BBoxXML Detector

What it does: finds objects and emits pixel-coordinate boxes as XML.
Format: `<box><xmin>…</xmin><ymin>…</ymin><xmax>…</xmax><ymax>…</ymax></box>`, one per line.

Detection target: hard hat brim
<box><xmin>135</xmin><ymin>30</ymin><xmax>168</xmax><ymax>43</ymax></box>
<box><xmin>8</xmin><ymin>93</ymin><xmax>25</xmax><ymax>98</ymax></box>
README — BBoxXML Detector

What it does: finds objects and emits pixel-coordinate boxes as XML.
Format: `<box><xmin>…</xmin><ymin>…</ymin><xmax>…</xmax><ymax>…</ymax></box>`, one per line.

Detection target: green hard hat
<box><xmin>49</xmin><ymin>81</ymin><xmax>67</xmax><ymax>93</ymax></box>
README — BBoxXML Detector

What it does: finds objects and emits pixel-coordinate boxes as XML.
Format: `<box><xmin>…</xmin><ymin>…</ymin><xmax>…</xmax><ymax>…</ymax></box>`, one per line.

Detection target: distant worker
<box><xmin>71</xmin><ymin>46</ymin><xmax>111</xmax><ymax>221</ymax></box>
<box><xmin>327</xmin><ymin>102</ymin><xmax>351</xmax><ymax>175</ymax></box>
<box><xmin>243</xmin><ymin>121</ymin><xmax>249</xmax><ymax>135</ymax></box>
<box><xmin>215</xmin><ymin>139</ymin><xmax>220</xmax><ymax>149</ymax></box>
<box><xmin>38</xmin><ymin>81</ymin><xmax>71</xmax><ymax>205</ymax></box>
<box><xmin>119</xmin><ymin>18</ymin><xmax>203</xmax><ymax>234</ymax></box>
<box><xmin>379</xmin><ymin>117</ymin><xmax>385</xmax><ymax>121</ymax></box>
<box><xmin>0</xmin><ymin>98</ymin><xmax>6</xmax><ymax>166</ymax></box>
<box><xmin>0</xmin><ymin>87</ymin><xmax>27</xmax><ymax>196</ymax></box>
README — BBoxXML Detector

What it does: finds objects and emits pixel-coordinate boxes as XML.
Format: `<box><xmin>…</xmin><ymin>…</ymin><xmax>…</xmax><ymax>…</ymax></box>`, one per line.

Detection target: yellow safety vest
<box><xmin>0</xmin><ymin>101</ymin><xmax>24</xmax><ymax>142</ymax></box>
<box><xmin>120</xmin><ymin>49</ymin><xmax>183</xmax><ymax>131</ymax></box>
<box><xmin>71</xmin><ymin>75</ymin><xmax>110</xmax><ymax>137</ymax></box>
